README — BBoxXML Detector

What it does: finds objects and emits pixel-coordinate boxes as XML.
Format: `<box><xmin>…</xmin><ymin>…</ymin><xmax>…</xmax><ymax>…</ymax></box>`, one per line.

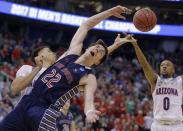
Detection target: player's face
<box><xmin>86</xmin><ymin>44</ymin><xmax>106</xmax><ymax>65</ymax></box>
<box><xmin>160</xmin><ymin>60</ymin><xmax>175</xmax><ymax>77</ymax></box>
<box><xmin>39</xmin><ymin>48</ymin><xmax>56</xmax><ymax>65</ymax></box>
<box><xmin>63</xmin><ymin>101</ymin><xmax>70</xmax><ymax>110</ymax></box>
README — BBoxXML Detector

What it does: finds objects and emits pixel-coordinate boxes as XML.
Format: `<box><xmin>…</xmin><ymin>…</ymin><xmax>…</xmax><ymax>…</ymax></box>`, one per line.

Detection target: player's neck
<box><xmin>161</xmin><ymin>74</ymin><xmax>172</xmax><ymax>79</ymax></box>
<box><xmin>75</xmin><ymin>56</ymin><xmax>93</xmax><ymax>67</ymax></box>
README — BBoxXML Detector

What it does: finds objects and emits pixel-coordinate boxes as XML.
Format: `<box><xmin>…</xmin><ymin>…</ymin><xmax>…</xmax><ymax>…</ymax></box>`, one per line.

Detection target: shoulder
<box><xmin>79</xmin><ymin>74</ymin><xmax>96</xmax><ymax>85</ymax></box>
<box><xmin>17</xmin><ymin>65</ymin><xmax>33</xmax><ymax>71</ymax></box>
<box><xmin>178</xmin><ymin>75</ymin><xmax>183</xmax><ymax>79</ymax></box>
<box><xmin>155</xmin><ymin>74</ymin><xmax>161</xmax><ymax>81</ymax></box>
<box><xmin>176</xmin><ymin>75</ymin><xmax>183</xmax><ymax>81</ymax></box>
<box><xmin>57</xmin><ymin>54</ymin><xmax>79</xmax><ymax>62</ymax></box>
<box><xmin>16</xmin><ymin>65</ymin><xmax>33</xmax><ymax>77</ymax></box>
<box><xmin>80</xmin><ymin>73</ymin><xmax>96</xmax><ymax>80</ymax></box>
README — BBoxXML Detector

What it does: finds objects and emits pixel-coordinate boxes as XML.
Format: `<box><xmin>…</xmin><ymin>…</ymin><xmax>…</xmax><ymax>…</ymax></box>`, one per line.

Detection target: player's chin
<box><xmin>162</xmin><ymin>74</ymin><xmax>169</xmax><ymax>78</ymax></box>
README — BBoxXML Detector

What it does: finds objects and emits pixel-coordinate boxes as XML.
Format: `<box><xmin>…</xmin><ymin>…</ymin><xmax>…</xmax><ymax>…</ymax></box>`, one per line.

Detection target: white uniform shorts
<box><xmin>151</xmin><ymin>120</ymin><xmax>183</xmax><ymax>131</ymax></box>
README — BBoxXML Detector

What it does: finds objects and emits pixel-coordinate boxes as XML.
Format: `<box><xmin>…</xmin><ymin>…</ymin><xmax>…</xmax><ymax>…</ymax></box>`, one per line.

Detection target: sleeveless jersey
<box><xmin>152</xmin><ymin>76</ymin><xmax>183</xmax><ymax>121</ymax></box>
<box><xmin>27</xmin><ymin>54</ymin><xmax>92</xmax><ymax>107</ymax></box>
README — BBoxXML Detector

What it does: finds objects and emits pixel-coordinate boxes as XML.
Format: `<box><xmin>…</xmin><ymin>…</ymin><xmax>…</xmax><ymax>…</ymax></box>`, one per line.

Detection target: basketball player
<box><xmin>0</xmin><ymin>6</ymin><xmax>134</xmax><ymax>131</ymax></box>
<box><xmin>10</xmin><ymin>53</ymin><xmax>44</xmax><ymax>104</ymax></box>
<box><xmin>128</xmin><ymin>36</ymin><xmax>183</xmax><ymax>131</ymax></box>
<box><xmin>56</xmin><ymin>100</ymin><xmax>76</xmax><ymax>131</ymax></box>
<box><xmin>11</xmin><ymin>45</ymin><xmax>70</xmax><ymax>100</ymax></box>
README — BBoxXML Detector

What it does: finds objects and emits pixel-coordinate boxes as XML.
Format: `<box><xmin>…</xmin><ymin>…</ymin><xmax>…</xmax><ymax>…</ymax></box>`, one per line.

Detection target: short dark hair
<box><xmin>31</xmin><ymin>46</ymin><xmax>49</xmax><ymax>64</ymax></box>
<box><xmin>90</xmin><ymin>39</ymin><xmax>108</xmax><ymax>65</ymax></box>
<box><xmin>160</xmin><ymin>59</ymin><xmax>175</xmax><ymax>67</ymax></box>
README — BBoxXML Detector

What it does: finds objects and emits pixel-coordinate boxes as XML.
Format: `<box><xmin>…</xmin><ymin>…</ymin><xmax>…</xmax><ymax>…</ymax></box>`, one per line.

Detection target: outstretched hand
<box><xmin>109</xmin><ymin>5</ymin><xmax>132</xmax><ymax>19</ymax></box>
<box><xmin>127</xmin><ymin>34</ymin><xmax>138</xmax><ymax>45</ymax></box>
<box><xmin>113</xmin><ymin>33</ymin><xmax>137</xmax><ymax>46</ymax></box>
<box><xmin>86</xmin><ymin>110</ymin><xmax>101</xmax><ymax>123</ymax></box>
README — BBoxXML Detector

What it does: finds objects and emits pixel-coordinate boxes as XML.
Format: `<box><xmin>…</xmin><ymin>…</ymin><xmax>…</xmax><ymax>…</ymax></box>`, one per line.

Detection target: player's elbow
<box><xmin>86</xmin><ymin>74</ymin><xmax>97</xmax><ymax>91</ymax></box>
<box><xmin>11</xmin><ymin>81</ymin><xmax>21</xmax><ymax>96</ymax></box>
<box><xmin>11</xmin><ymin>84</ymin><xmax>19</xmax><ymax>96</ymax></box>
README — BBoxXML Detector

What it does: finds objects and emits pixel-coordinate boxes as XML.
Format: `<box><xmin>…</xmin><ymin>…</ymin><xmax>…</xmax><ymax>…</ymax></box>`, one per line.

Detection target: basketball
<box><xmin>133</xmin><ymin>8</ymin><xmax>157</xmax><ymax>32</ymax></box>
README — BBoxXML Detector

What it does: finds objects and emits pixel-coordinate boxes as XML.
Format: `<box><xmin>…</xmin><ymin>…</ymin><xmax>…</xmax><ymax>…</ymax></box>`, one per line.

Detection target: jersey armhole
<box><xmin>152</xmin><ymin>75</ymin><xmax>160</xmax><ymax>95</ymax></box>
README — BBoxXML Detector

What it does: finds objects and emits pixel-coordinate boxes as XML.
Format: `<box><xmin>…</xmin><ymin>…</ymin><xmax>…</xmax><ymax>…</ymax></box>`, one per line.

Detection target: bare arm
<box><xmin>11</xmin><ymin>56</ymin><xmax>42</xmax><ymax>96</ymax></box>
<box><xmin>11</xmin><ymin>66</ymin><xmax>41</xmax><ymax>96</ymax></box>
<box><xmin>108</xmin><ymin>34</ymin><xmax>157</xmax><ymax>92</ymax></box>
<box><xmin>64</xmin><ymin>6</ymin><xmax>132</xmax><ymax>56</ymax></box>
<box><xmin>79</xmin><ymin>74</ymin><xmax>100</xmax><ymax>123</ymax></box>
<box><xmin>80</xmin><ymin>74</ymin><xmax>96</xmax><ymax>113</ymax></box>
<box><xmin>131</xmin><ymin>40</ymin><xmax>157</xmax><ymax>93</ymax></box>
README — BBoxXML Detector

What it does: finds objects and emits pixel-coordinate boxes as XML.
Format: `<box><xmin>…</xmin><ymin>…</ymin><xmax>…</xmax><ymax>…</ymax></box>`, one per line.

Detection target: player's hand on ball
<box><xmin>110</xmin><ymin>5</ymin><xmax>132</xmax><ymax>19</ymax></box>
<box><xmin>35</xmin><ymin>56</ymin><xmax>43</xmax><ymax>68</ymax></box>
<box><xmin>86</xmin><ymin>110</ymin><xmax>101</xmax><ymax>123</ymax></box>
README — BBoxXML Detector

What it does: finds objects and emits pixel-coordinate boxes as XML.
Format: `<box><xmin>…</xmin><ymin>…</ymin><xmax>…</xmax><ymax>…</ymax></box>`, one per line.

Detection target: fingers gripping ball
<box><xmin>133</xmin><ymin>8</ymin><xmax>157</xmax><ymax>32</ymax></box>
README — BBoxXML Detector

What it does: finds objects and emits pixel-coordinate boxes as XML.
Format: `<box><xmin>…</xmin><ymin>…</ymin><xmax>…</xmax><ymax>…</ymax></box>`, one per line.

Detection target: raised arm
<box><xmin>63</xmin><ymin>6</ymin><xmax>132</xmax><ymax>57</ymax></box>
<box><xmin>107</xmin><ymin>34</ymin><xmax>136</xmax><ymax>55</ymax></box>
<box><xmin>131</xmin><ymin>38</ymin><xmax>157</xmax><ymax>93</ymax></box>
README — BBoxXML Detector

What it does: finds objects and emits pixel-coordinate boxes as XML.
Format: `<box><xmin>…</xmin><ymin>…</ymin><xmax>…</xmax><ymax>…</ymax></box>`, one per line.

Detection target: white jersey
<box><xmin>16</xmin><ymin>65</ymin><xmax>33</xmax><ymax>99</ymax></box>
<box><xmin>14</xmin><ymin>65</ymin><xmax>46</xmax><ymax>104</ymax></box>
<box><xmin>152</xmin><ymin>76</ymin><xmax>183</xmax><ymax>121</ymax></box>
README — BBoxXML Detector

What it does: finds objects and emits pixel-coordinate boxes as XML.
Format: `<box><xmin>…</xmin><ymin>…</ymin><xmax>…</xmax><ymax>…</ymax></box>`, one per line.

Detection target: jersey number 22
<box><xmin>41</xmin><ymin>69</ymin><xmax>61</xmax><ymax>88</ymax></box>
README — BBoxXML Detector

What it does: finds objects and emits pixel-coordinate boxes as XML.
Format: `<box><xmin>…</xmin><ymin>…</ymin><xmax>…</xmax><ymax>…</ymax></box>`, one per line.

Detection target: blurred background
<box><xmin>0</xmin><ymin>0</ymin><xmax>183</xmax><ymax>131</ymax></box>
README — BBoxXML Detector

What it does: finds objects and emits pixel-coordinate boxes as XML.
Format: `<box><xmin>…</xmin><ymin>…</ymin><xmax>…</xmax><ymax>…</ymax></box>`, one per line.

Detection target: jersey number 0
<box><xmin>163</xmin><ymin>97</ymin><xmax>170</xmax><ymax>110</ymax></box>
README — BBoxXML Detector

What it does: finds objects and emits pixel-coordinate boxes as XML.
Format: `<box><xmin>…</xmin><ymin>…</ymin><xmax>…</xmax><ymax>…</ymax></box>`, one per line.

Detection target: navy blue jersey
<box><xmin>0</xmin><ymin>55</ymin><xmax>92</xmax><ymax>131</ymax></box>
<box><xmin>29</xmin><ymin>54</ymin><xmax>91</xmax><ymax>105</ymax></box>
<box><xmin>56</xmin><ymin>112</ymin><xmax>73</xmax><ymax>131</ymax></box>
